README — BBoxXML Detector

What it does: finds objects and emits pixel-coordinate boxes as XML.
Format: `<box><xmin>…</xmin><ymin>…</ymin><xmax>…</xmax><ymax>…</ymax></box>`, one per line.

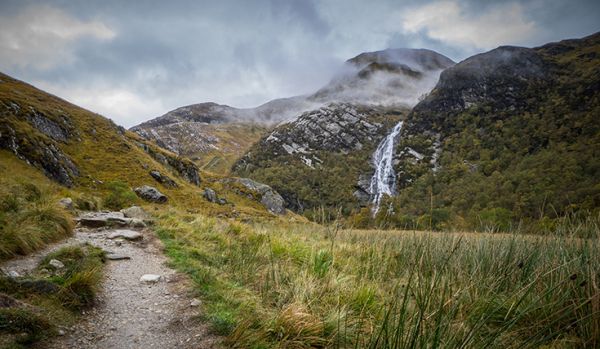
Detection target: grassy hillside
<box><xmin>0</xmin><ymin>72</ymin><xmax>279</xmax><ymax>220</ymax></box>
<box><xmin>156</xmin><ymin>209</ymin><xmax>600</xmax><ymax>348</ymax></box>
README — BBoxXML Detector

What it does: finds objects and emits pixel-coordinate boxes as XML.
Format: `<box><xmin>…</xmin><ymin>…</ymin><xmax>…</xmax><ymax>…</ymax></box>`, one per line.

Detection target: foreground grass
<box><xmin>0</xmin><ymin>181</ymin><xmax>73</xmax><ymax>261</ymax></box>
<box><xmin>0</xmin><ymin>245</ymin><xmax>105</xmax><ymax>347</ymax></box>
<box><xmin>156</xmin><ymin>209</ymin><xmax>599</xmax><ymax>348</ymax></box>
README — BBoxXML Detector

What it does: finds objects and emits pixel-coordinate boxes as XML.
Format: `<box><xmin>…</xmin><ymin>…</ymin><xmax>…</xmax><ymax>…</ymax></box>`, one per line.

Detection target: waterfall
<box><xmin>368</xmin><ymin>121</ymin><xmax>403</xmax><ymax>215</ymax></box>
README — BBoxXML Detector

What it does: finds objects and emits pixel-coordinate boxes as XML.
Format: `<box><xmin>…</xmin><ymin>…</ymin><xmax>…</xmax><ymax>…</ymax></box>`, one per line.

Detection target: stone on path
<box><xmin>106</xmin><ymin>253</ymin><xmax>131</xmax><ymax>260</ymax></box>
<box><xmin>120</xmin><ymin>206</ymin><xmax>150</xmax><ymax>220</ymax></box>
<box><xmin>107</xmin><ymin>230</ymin><xmax>143</xmax><ymax>241</ymax></box>
<box><xmin>140</xmin><ymin>274</ymin><xmax>161</xmax><ymax>283</ymax></box>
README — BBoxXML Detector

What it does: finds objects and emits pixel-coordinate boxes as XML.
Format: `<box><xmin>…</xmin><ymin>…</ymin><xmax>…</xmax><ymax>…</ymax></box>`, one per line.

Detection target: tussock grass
<box><xmin>0</xmin><ymin>245</ymin><xmax>105</xmax><ymax>347</ymax></box>
<box><xmin>0</xmin><ymin>183</ymin><xmax>73</xmax><ymax>261</ymax></box>
<box><xmin>156</xmin><ymin>209</ymin><xmax>600</xmax><ymax>348</ymax></box>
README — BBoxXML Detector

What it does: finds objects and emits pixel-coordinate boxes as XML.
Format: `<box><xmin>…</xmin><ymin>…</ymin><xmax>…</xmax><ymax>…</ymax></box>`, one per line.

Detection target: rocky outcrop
<box><xmin>0</xmin><ymin>122</ymin><xmax>79</xmax><ymax>187</ymax></box>
<box><xmin>26</xmin><ymin>110</ymin><xmax>74</xmax><ymax>143</ymax></box>
<box><xmin>229</xmin><ymin>178</ymin><xmax>286</xmax><ymax>215</ymax></box>
<box><xmin>134</xmin><ymin>185</ymin><xmax>167</xmax><ymax>203</ymax></box>
<box><xmin>137</xmin><ymin>142</ymin><xmax>201</xmax><ymax>186</ymax></box>
<box><xmin>149</xmin><ymin>170</ymin><xmax>178</xmax><ymax>188</ymax></box>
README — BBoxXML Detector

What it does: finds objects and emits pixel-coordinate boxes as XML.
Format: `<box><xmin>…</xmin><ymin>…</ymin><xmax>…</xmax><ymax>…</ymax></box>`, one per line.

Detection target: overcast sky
<box><xmin>1</xmin><ymin>0</ymin><xmax>598</xmax><ymax>127</ymax></box>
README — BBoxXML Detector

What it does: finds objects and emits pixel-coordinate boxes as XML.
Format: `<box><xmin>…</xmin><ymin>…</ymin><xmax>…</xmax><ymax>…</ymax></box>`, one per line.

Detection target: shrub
<box><xmin>103</xmin><ymin>181</ymin><xmax>137</xmax><ymax>210</ymax></box>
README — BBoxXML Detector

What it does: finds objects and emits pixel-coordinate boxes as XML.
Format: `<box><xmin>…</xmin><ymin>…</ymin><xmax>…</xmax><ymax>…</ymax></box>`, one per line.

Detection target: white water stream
<box><xmin>368</xmin><ymin>121</ymin><xmax>404</xmax><ymax>215</ymax></box>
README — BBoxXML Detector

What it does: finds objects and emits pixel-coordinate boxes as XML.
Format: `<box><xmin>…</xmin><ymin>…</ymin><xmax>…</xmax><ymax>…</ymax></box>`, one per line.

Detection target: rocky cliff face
<box><xmin>233</xmin><ymin>103</ymin><xmax>407</xmax><ymax>212</ymax></box>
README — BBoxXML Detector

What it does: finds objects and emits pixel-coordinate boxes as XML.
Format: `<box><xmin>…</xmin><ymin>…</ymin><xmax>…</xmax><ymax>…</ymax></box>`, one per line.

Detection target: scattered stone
<box><xmin>134</xmin><ymin>185</ymin><xmax>167</xmax><ymax>203</ymax></box>
<box><xmin>107</xmin><ymin>230</ymin><xmax>143</xmax><ymax>241</ymax></box>
<box><xmin>203</xmin><ymin>188</ymin><xmax>218</xmax><ymax>203</ymax></box>
<box><xmin>218</xmin><ymin>198</ymin><xmax>227</xmax><ymax>205</ymax></box>
<box><xmin>190</xmin><ymin>298</ymin><xmax>201</xmax><ymax>307</ymax></box>
<box><xmin>128</xmin><ymin>218</ymin><xmax>146</xmax><ymax>228</ymax></box>
<box><xmin>7</xmin><ymin>270</ymin><xmax>20</xmax><ymax>278</ymax></box>
<box><xmin>120</xmin><ymin>206</ymin><xmax>150</xmax><ymax>220</ymax></box>
<box><xmin>49</xmin><ymin>259</ymin><xmax>65</xmax><ymax>269</ymax></box>
<box><xmin>58</xmin><ymin>329</ymin><xmax>66</xmax><ymax>336</ymax></box>
<box><xmin>106</xmin><ymin>254</ymin><xmax>131</xmax><ymax>261</ymax></box>
<box><xmin>140</xmin><ymin>274</ymin><xmax>161</xmax><ymax>283</ymax></box>
<box><xmin>58</xmin><ymin>197</ymin><xmax>74</xmax><ymax>210</ymax></box>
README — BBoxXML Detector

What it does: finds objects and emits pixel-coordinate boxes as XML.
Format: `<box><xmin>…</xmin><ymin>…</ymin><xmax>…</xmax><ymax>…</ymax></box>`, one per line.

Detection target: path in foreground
<box><xmin>3</xmin><ymin>224</ymin><xmax>219</xmax><ymax>349</ymax></box>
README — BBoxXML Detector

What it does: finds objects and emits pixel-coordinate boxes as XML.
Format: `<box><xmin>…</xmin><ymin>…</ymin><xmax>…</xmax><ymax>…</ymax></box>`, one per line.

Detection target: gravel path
<box><xmin>2</xmin><ymin>225</ymin><xmax>219</xmax><ymax>349</ymax></box>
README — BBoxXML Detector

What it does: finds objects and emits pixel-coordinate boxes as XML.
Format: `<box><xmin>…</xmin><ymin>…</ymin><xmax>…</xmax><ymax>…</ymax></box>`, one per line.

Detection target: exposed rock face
<box><xmin>26</xmin><ymin>110</ymin><xmax>73</xmax><ymax>142</ymax></box>
<box><xmin>137</xmin><ymin>143</ymin><xmax>201</xmax><ymax>186</ymax></box>
<box><xmin>230</xmin><ymin>178</ymin><xmax>286</xmax><ymax>215</ymax></box>
<box><xmin>232</xmin><ymin>103</ymin><xmax>406</xmax><ymax>211</ymax></box>
<box><xmin>134</xmin><ymin>185</ymin><xmax>167</xmax><ymax>203</ymax></box>
<box><xmin>0</xmin><ymin>122</ymin><xmax>79</xmax><ymax>187</ymax></box>
<box><xmin>149</xmin><ymin>170</ymin><xmax>178</xmax><ymax>188</ymax></box>
<box><xmin>234</xmin><ymin>103</ymin><xmax>398</xmax><ymax>172</ymax></box>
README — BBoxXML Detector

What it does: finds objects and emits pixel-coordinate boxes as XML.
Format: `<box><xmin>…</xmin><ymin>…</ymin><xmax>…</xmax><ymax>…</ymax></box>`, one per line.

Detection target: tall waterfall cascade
<box><xmin>368</xmin><ymin>121</ymin><xmax>404</xmax><ymax>215</ymax></box>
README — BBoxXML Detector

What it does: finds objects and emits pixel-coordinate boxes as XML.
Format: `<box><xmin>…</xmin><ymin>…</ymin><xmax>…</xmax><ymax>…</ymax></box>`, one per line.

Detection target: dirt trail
<box><xmin>2</xmin><ymin>225</ymin><xmax>219</xmax><ymax>349</ymax></box>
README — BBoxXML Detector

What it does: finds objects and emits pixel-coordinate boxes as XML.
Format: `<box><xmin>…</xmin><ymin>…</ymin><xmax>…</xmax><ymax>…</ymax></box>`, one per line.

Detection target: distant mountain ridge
<box><xmin>131</xmin><ymin>48</ymin><xmax>455</xmax><ymax>173</ymax></box>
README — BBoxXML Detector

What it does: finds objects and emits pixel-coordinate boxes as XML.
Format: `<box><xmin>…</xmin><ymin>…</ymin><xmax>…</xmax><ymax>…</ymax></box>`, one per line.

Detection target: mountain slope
<box><xmin>131</xmin><ymin>48</ymin><xmax>454</xmax><ymax>175</ymax></box>
<box><xmin>383</xmin><ymin>32</ymin><xmax>600</xmax><ymax>229</ymax></box>
<box><xmin>0</xmin><ymin>72</ymin><xmax>280</xmax><ymax>218</ymax></box>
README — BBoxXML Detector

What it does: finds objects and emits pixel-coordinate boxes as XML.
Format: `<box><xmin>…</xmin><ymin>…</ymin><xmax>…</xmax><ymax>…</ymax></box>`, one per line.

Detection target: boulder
<box><xmin>203</xmin><ymin>188</ymin><xmax>218</xmax><ymax>203</ymax></box>
<box><xmin>233</xmin><ymin>178</ymin><xmax>285</xmax><ymax>215</ymax></box>
<box><xmin>134</xmin><ymin>185</ymin><xmax>167</xmax><ymax>203</ymax></box>
<box><xmin>107</xmin><ymin>230</ymin><xmax>143</xmax><ymax>241</ymax></box>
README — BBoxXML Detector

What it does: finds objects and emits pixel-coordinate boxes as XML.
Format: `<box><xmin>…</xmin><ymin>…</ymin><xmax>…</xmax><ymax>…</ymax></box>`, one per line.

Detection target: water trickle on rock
<box><xmin>369</xmin><ymin>121</ymin><xmax>403</xmax><ymax>216</ymax></box>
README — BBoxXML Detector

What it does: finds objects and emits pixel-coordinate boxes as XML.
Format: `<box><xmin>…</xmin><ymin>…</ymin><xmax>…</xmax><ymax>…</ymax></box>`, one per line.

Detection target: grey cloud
<box><xmin>0</xmin><ymin>0</ymin><xmax>598</xmax><ymax>127</ymax></box>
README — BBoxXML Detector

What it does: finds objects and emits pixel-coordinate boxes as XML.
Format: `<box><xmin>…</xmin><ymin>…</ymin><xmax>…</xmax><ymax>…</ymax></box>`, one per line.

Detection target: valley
<box><xmin>0</xmin><ymin>24</ymin><xmax>598</xmax><ymax>349</ymax></box>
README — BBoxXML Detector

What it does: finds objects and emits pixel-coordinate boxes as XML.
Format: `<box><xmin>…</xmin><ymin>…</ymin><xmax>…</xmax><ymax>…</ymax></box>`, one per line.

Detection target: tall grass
<box><xmin>0</xmin><ymin>183</ymin><xmax>73</xmax><ymax>260</ymax></box>
<box><xmin>155</xmin><ymin>209</ymin><xmax>599</xmax><ymax>348</ymax></box>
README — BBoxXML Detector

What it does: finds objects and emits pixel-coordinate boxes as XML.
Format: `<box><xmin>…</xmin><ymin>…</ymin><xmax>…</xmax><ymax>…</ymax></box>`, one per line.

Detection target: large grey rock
<box><xmin>233</xmin><ymin>178</ymin><xmax>285</xmax><ymax>215</ymax></box>
<box><xmin>134</xmin><ymin>185</ymin><xmax>167</xmax><ymax>203</ymax></box>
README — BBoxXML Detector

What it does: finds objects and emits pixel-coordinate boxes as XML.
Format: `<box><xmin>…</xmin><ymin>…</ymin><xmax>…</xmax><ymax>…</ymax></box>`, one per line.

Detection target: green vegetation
<box><xmin>0</xmin><ymin>245</ymin><xmax>105</xmax><ymax>347</ymax></box>
<box><xmin>102</xmin><ymin>180</ymin><xmax>138</xmax><ymax>210</ymax></box>
<box><xmin>156</xmin><ymin>209</ymin><xmax>599</xmax><ymax>348</ymax></box>
<box><xmin>0</xmin><ymin>181</ymin><xmax>73</xmax><ymax>261</ymax></box>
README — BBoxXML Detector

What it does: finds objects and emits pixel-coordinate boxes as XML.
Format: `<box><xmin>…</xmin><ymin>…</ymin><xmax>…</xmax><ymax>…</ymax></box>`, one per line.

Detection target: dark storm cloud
<box><xmin>0</xmin><ymin>0</ymin><xmax>598</xmax><ymax>127</ymax></box>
